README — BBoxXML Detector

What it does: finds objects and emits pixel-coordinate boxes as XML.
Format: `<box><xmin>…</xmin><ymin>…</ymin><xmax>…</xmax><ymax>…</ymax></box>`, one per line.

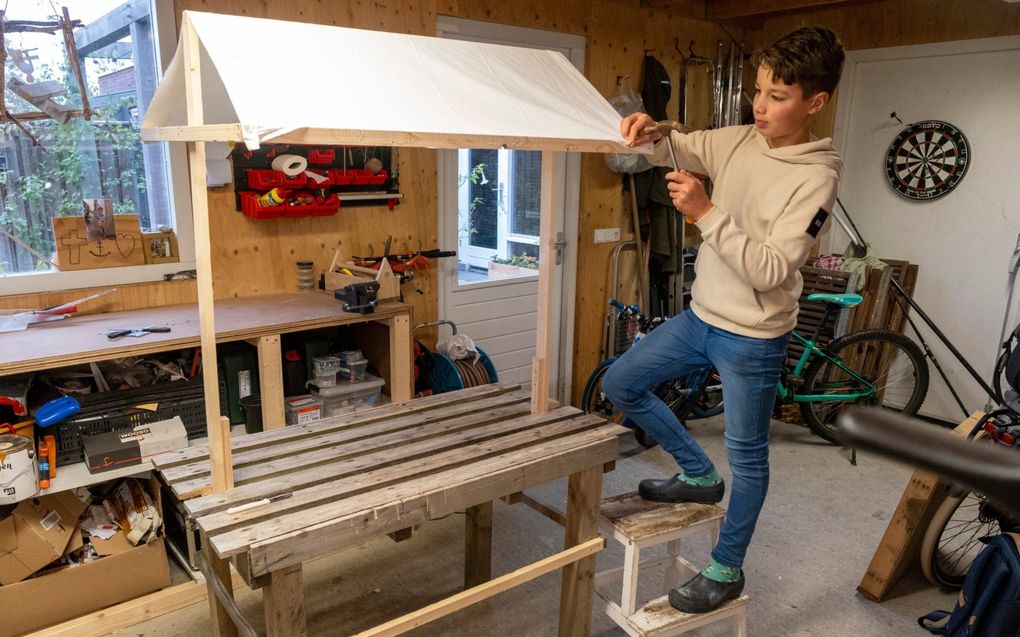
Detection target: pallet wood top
<box><xmin>600</xmin><ymin>492</ymin><xmax>726</xmax><ymax>541</ymax></box>
<box><xmin>0</xmin><ymin>292</ymin><xmax>409</xmax><ymax>375</ymax></box>
<box><xmin>154</xmin><ymin>384</ymin><xmax>626</xmax><ymax>578</ymax></box>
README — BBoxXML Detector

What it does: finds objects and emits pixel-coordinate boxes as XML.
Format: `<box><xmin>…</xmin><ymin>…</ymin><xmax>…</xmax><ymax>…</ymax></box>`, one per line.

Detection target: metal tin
<box><xmin>0</xmin><ymin>434</ymin><xmax>38</xmax><ymax>504</ymax></box>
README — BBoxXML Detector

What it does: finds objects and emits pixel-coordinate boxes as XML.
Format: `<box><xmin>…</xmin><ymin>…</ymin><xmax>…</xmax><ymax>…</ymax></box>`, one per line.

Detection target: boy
<box><xmin>609</xmin><ymin>26</ymin><xmax>845</xmax><ymax>613</ymax></box>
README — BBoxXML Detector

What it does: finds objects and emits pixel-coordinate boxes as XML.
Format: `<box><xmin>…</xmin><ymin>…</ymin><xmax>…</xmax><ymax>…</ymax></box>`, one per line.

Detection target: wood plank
<box><xmin>199</xmin><ymin>414</ymin><xmax>609</xmax><ymax>542</ymax></box>
<box><xmin>182</xmin><ymin>401</ymin><xmax>558</xmax><ymax>516</ymax></box>
<box><xmin>465</xmin><ymin>501</ymin><xmax>493</xmax><ymax>588</ymax></box>
<box><xmin>241</xmin><ymin>430</ymin><xmax>619</xmax><ymax>576</ymax></box>
<box><xmin>558</xmin><ymin>465</ymin><xmax>603</xmax><ymax>637</ymax></box>
<box><xmin>352</xmin><ymin>538</ymin><xmax>604</xmax><ymax>637</ymax></box>
<box><xmin>857</xmin><ymin>412</ymin><xmax>981</xmax><ymax>601</ymax></box>
<box><xmin>142</xmin><ymin>125</ymin><xmax>630</xmax><ymax>154</ymax></box>
<box><xmin>167</xmin><ymin>395</ymin><xmax>534</xmax><ymax>498</ymax></box>
<box><xmin>388</xmin><ymin>313</ymin><xmax>413</xmax><ymax>402</ymax></box>
<box><xmin>154</xmin><ymin>382</ymin><xmax>516</xmax><ymax>469</ymax></box>
<box><xmin>600</xmin><ymin>493</ymin><xmax>726</xmax><ymax>541</ymax></box>
<box><xmin>202</xmin><ymin>533</ymin><xmax>240</xmax><ymax>637</ymax></box>
<box><xmin>264</xmin><ymin>564</ymin><xmax>306</xmax><ymax>637</ymax></box>
<box><xmin>253</xmin><ymin>334</ymin><xmax>286</xmax><ymax>430</ymax></box>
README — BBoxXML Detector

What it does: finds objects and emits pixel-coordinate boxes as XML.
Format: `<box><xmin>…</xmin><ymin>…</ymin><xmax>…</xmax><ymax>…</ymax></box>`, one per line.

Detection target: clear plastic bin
<box><xmin>338</xmin><ymin>359</ymin><xmax>369</xmax><ymax>383</ymax></box>
<box><xmin>312</xmin><ymin>356</ymin><xmax>342</xmax><ymax>377</ymax></box>
<box><xmin>311</xmin><ymin>373</ymin><xmax>384</xmax><ymax>417</ymax></box>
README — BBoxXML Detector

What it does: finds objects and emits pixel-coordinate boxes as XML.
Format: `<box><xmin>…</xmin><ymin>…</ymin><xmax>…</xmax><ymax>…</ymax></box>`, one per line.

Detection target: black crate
<box><xmin>52</xmin><ymin>377</ymin><xmax>225</xmax><ymax>466</ymax></box>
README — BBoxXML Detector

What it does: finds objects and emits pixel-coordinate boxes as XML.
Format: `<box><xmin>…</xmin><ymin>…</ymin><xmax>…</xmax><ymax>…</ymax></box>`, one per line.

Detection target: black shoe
<box><xmin>638</xmin><ymin>475</ymin><xmax>725</xmax><ymax>504</ymax></box>
<box><xmin>669</xmin><ymin>572</ymin><xmax>745</xmax><ymax>614</ymax></box>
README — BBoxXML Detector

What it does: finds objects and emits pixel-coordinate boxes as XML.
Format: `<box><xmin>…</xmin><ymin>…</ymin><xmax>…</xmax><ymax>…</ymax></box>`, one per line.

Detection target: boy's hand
<box><xmin>620</xmin><ymin>113</ymin><xmax>660</xmax><ymax>147</ymax></box>
<box><xmin>666</xmin><ymin>171</ymin><xmax>712</xmax><ymax>221</ymax></box>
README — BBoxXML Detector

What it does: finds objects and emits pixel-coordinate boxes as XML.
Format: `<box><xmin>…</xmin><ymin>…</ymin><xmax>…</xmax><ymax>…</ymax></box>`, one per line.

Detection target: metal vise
<box><xmin>335</xmin><ymin>280</ymin><xmax>380</xmax><ymax>314</ymax></box>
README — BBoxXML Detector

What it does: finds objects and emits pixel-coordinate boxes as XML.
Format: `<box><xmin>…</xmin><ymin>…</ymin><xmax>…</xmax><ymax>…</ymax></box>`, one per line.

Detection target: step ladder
<box><xmin>595</xmin><ymin>492</ymin><xmax>748</xmax><ymax>637</ymax></box>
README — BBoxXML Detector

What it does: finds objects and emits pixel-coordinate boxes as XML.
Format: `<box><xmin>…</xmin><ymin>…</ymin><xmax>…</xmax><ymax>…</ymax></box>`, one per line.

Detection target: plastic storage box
<box><xmin>311</xmin><ymin>373</ymin><xmax>384</xmax><ymax>417</ymax></box>
<box><xmin>338</xmin><ymin>359</ymin><xmax>369</xmax><ymax>383</ymax></box>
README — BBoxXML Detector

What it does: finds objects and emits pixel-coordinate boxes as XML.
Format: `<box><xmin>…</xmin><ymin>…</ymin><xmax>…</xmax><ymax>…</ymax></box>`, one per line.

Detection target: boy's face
<box><xmin>752</xmin><ymin>65</ymin><xmax>828</xmax><ymax>147</ymax></box>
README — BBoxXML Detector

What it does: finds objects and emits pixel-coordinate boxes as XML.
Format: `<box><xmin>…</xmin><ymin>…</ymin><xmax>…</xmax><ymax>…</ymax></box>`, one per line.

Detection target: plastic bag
<box><xmin>605</xmin><ymin>78</ymin><xmax>652</xmax><ymax>174</ymax></box>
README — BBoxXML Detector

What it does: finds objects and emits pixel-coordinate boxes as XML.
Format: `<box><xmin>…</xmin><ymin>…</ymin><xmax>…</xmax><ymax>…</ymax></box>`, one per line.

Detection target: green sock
<box><xmin>676</xmin><ymin>468</ymin><xmax>722</xmax><ymax>487</ymax></box>
<box><xmin>700</xmin><ymin>558</ymin><xmax>742</xmax><ymax>583</ymax></box>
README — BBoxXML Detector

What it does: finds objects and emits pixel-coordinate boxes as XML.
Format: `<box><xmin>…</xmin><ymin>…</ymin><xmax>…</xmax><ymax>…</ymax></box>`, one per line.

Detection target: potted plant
<box><xmin>488</xmin><ymin>254</ymin><xmax>539</xmax><ymax>278</ymax></box>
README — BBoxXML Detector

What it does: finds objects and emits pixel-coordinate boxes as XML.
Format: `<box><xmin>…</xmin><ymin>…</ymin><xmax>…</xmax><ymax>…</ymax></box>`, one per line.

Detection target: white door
<box><xmin>436</xmin><ymin>17</ymin><xmax>584</xmax><ymax>400</ymax></box>
<box><xmin>831</xmin><ymin>36</ymin><xmax>1020</xmax><ymax>419</ymax></box>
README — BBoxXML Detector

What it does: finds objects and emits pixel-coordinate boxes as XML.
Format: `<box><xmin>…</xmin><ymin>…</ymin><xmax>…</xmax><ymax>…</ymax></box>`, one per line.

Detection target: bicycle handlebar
<box><xmin>838</xmin><ymin>408</ymin><xmax>1020</xmax><ymax>520</ymax></box>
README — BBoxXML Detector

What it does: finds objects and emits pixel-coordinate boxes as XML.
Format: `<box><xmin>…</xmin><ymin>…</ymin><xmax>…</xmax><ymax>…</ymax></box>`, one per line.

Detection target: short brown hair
<box><xmin>752</xmin><ymin>26</ymin><xmax>845</xmax><ymax>98</ymax></box>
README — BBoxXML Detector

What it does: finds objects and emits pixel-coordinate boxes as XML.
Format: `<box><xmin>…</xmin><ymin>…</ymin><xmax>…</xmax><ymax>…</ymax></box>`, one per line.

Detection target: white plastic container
<box><xmin>311</xmin><ymin>373</ymin><xmax>385</xmax><ymax>417</ymax></box>
<box><xmin>0</xmin><ymin>434</ymin><xmax>39</xmax><ymax>504</ymax></box>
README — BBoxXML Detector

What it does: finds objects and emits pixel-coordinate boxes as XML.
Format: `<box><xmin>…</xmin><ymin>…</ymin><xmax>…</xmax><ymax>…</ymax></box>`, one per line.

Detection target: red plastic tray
<box><xmin>246</xmin><ymin>169</ymin><xmax>307</xmax><ymax>189</ymax></box>
<box><xmin>307</xmin><ymin>149</ymin><xmax>335</xmax><ymax>164</ymax></box>
<box><xmin>239</xmin><ymin>191</ymin><xmax>284</xmax><ymax>219</ymax></box>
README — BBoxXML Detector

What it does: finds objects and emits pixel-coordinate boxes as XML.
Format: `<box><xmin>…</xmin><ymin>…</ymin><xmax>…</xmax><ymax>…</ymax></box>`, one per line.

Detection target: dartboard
<box><xmin>885</xmin><ymin>120</ymin><xmax>970</xmax><ymax>200</ymax></box>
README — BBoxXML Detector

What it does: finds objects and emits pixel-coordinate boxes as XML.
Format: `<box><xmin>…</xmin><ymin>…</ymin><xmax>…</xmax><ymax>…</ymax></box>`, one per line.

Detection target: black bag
<box><xmin>919</xmin><ymin>533</ymin><xmax>1020</xmax><ymax>637</ymax></box>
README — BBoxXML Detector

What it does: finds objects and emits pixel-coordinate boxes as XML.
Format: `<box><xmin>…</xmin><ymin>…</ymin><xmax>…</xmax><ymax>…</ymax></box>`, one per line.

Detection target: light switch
<box><xmin>594</xmin><ymin>228</ymin><xmax>620</xmax><ymax>244</ymax></box>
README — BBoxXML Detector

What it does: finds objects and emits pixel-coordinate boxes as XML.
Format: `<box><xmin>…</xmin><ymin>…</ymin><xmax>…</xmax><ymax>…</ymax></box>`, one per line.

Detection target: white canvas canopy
<box><xmin>140</xmin><ymin>10</ymin><xmax>646</xmax><ymax>495</ymax></box>
<box><xmin>141</xmin><ymin>11</ymin><xmax>632</xmax><ymax>152</ymax></box>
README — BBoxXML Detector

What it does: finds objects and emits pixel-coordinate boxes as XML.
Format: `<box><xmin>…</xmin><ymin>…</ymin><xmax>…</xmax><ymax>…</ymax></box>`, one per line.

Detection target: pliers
<box><xmin>106</xmin><ymin>326</ymin><xmax>172</xmax><ymax>339</ymax></box>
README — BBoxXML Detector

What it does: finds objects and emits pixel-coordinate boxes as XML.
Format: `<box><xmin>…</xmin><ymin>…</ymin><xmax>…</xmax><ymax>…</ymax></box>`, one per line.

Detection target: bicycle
<box><xmin>918</xmin><ymin>323</ymin><xmax>1020</xmax><ymax>589</ymax></box>
<box><xmin>582</xmin><ymin>292</ymin><xmax>930</xmax><ymax>447</ymax></box>
<box><xmin>581</xmin><ymin>300</ymin><xmax>723</xmax><ymax>448</ymax></box>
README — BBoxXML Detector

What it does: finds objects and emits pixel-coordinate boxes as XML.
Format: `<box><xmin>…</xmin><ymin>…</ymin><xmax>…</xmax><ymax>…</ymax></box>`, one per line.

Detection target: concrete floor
<box><xmin>112</xmin><ymin>415</ymin><xmax>956</xmax><ymax>636</ymax></box>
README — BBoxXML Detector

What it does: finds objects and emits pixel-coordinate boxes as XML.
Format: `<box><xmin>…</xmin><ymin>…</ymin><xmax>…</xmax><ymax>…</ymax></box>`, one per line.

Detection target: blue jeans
<box><xmin>603</xmin><ymin>310</ymin><xmax>789</xmax><ymax>569</ymax></box>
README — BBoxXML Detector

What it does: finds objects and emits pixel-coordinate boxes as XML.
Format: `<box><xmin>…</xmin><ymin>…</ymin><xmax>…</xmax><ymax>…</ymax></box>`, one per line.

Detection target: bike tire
<box><xmin>580</xmin><ymin>358</ymin><xmax>659</xmax><ymax>448</ymax></box>
<box><xmin>920</xmin><ymin>490</ymin><xmax>1001</xmax><ymax>589</ymax></box>
<box><xmin>657</xmin><ymin>368</ymin><xmax>724</xmax><ymax>420</ymax></box>
<box><xmin>799</xmin><ymin>329</ymin><xmax>929</xmax><ymax>443</ymax></box>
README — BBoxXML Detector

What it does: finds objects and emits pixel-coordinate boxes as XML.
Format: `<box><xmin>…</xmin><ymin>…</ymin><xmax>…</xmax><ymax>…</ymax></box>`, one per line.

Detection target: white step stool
<box><xmin>595</xmin><ymin>492</ymin><xmax>748</xmax><ymax>637</ymax></box>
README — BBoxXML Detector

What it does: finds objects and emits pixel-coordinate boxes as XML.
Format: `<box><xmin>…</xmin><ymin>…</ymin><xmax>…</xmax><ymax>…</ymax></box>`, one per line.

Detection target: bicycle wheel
<box><xmin>799</xmin><ymin>329</ymin><xmax>929</xmax><ymax>443</ymax></box>
<box><xmin>920</xmin><ymin>490</ymin><xmax>1004</xmax><ymax>589</ymax></box>
<box><xmin>581</xmin><ymin>359</ymin><xmax>659</xmax><ymax>448</ymax></box>
<box><xmin>657</xmin><ymin>368</ymin><xmax>724</xmax><ymax>420</ymax></box>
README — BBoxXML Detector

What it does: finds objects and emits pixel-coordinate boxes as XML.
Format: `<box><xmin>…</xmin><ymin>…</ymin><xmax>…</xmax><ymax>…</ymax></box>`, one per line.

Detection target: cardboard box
<box><xmin>285</xmin><ymin>395</ymin><xmax>321</xmax><ymax>425</ymax></box>
<box><xmin>0</xmin><ymin>491</ymin><xmax>89</xmax><ymax>585</ymax></box>
<box><xmin>0</xmin><ymin>537</ymin><xmax>171</xmax><ymax>636</ymax></box>
<box><xmin>82</xmin><ymin>416</ymin><xmax>188</xmax><ymax>474</ymax></box>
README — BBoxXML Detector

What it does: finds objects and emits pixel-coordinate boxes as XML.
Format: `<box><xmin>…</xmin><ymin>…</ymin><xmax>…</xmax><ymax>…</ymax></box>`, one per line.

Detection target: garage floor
<box><xmin>110</xmin><ymin>415</ymin><xmax>957</xmax><ymax>636</ymax></box>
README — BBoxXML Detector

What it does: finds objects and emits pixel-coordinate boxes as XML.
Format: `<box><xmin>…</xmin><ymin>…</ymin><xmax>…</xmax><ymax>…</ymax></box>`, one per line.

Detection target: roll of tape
<box><xmin>271</xmin><ymin>154</ymin><xmax>308</xmax><ymax>177</ymax></box>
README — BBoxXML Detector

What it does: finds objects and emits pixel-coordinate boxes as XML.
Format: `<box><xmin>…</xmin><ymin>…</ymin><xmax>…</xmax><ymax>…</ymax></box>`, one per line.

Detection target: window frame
<box><xmin>0</xmin><ymin>0</ymin><xmax>195</xmax><ymax>296</ymax></box>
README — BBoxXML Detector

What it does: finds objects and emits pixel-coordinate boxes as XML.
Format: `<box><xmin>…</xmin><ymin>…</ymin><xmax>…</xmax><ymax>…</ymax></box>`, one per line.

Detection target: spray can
<box><xmin>0</xmin><ymin>434</ymin><xmax>39</xmax><ymax>504</ymax></box>
<box><xmin>256</xmin><ymin>188</ymin><xmax>289</xmax><ymax>207</ymax></box>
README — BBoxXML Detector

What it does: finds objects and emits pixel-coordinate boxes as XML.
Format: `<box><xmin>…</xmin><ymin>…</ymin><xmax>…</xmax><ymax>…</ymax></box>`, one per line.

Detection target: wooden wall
<box><xmin>5</xmin><ymin>0</ymin><xmax>1018</xmax><ymax>404</ymax></box>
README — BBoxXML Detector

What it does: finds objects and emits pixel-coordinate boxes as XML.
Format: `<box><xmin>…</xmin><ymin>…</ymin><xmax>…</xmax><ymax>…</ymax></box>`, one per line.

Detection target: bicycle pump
<box><xmin>987</xmin><ymin>232</ymin><xmax>1020</xmax><ymax>411</ymax></box>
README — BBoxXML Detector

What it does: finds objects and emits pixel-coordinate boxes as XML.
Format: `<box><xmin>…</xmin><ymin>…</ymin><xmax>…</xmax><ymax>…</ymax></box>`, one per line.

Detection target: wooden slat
<box><xmin>154</xmin><ymin>382</ymin><xmax>517</xmax><ymax>469</ymax></box>
<box><xmin>240</xmin><ymin>429</ymin><xmax>619</xmax><ymax>577</ymax></box>
<box><xmin>351</xmin><ymin>538</ymin><xmax>604</xmax><ymax>637</ymax></box>
<box><xmin>201</xmin><ymin>414</ymin><xmax>610</xmax><ymax>548</ymax></box>
<box><xmin>169</xmin><ymin>399</ymin><xmax>536</xmax><ymax>501</ymax></box>
<box><xmin>600</xmin><ymin>493</ymin><xmax>726</xmax><ymax>541</ymax></box>
<box><xmin>183</xmin><ymin>404</ymin><xmax>574</xmax><ymax>520</ymax></box>
<box><xmin>531</xmin><ymin>150</ymin><xmax>557</xmax><ymax>414</ymax></box>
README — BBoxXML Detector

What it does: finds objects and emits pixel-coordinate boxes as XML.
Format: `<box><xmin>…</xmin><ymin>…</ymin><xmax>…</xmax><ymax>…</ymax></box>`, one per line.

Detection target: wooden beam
<box><xmin>351</xmin><ymin>538</ymin><xmax>604</xmax><ymax>637</ymax></box>
<box><xmin>387</xmin><ymin>313</ymin><xmax>413</xmax><ymax>402</ymax></box>
<box><xmin>710</xmin><ymin>0</ymin><xmax>869</xmax><ymax>20</ymax></box>
<box><xmin>532</xmin><ymin>151</ymin><xmax>559</xmax><ymax>414</ymax></box>
<box><xmin>558</xmin><ymin>465</ymin><xmax>604</xmax><ymax>637</ymax></box>
<box><xmin>252</xmin><ymin>335</ymin><xmax>285</xmax><ymax>431</ymax></box>
<box><xmin>200</xmin><ymin>540</ymin><xmax>243</xmax><ymax>637</ymax></box>
<box><xmin>141</xmin><ymin>125</ymin><xmax>631</xmax><ymax>154</ymax></box>
<box><xmin>264</xmin><ymin>564</ymin><xmax>307</xmax><ymax>637</ymax></box>
<box><xmin>72</xmin><ymin>0</ymin><xmax>150</xmax><ymax>56</ymax></box>
<box><xmin>182</xmin><ymin>14</ymin><xmax>232</xmax><ymax>493</ymax></box>
<box><xmin>465</xmin><ymin>502</ymin><xmax>493</xmax><ymax>588</ymax></box>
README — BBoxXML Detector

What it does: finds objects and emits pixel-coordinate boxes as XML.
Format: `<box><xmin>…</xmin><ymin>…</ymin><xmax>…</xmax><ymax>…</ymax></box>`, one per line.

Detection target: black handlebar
<box><xmin>838</xmin><ymin>408</ymin><xmax>1020</xmax><ymax>521</ymax></box>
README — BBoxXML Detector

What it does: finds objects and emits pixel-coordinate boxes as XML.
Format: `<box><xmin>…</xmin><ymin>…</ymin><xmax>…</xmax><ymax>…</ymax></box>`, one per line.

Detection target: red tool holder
<box><xmin>239</xmin><ymin>191</ymin><xmax>340</xmax><ymax>219</ymax></box>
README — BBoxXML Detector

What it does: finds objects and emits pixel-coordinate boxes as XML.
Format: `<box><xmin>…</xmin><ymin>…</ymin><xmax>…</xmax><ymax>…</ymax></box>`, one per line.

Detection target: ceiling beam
<box><xmin>710</xmin><ymin>0</ymin><xmax>867</xmax><ymax>20</ymax></box>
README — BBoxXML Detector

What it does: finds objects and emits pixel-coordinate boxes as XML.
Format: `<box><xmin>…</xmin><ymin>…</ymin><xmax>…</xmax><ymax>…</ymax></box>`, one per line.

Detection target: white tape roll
<box><xmin>271</xmin><ymin>154</ymin><xmax>308</xmax><ymax>176</ymax></box>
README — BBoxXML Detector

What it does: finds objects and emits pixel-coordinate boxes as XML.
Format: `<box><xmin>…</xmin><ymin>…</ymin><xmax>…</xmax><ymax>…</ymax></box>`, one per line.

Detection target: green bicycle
<box><xmin>780</xmin><ymin>292</ymin><xmax>929</xmax><ymax>443</ymax></box>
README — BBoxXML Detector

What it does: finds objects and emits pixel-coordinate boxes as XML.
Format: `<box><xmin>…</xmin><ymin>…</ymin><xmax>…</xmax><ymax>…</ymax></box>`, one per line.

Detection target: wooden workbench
<box><xmin>0</xmin><ymin>291</ymin><xmax>413</xmax><ymax>427</ymax></box>
<box><xmin>153</xmin><ymin>383</ymin><xmax>625</xmax><ymax>637</ymax></box>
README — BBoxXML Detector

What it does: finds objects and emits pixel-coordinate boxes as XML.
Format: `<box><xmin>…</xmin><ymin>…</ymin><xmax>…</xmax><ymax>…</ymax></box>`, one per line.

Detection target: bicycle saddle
<box><xmin>806</xmin><ymin>293</ymin><xmax>863</xmax><ymax>307</ymax></box>
<box><xmin>839</xmin><ymin>408</ymin><xmax>1020</xmax><ymax>521</ymax></box>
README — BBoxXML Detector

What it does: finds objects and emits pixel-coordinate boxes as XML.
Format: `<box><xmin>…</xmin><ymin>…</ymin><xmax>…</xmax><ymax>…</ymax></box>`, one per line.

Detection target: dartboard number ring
<box><xmin>885</xmin><ymin>120</ymin><xmax>970</xmax><ymax>200</ymax></box>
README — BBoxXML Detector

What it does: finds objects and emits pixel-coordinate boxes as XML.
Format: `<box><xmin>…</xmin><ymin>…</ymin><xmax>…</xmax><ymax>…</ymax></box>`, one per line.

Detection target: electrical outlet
<box><xmin>594</xmin><ymin>227</ymin><xmax>620</xmax><ymax>244</ymax></box>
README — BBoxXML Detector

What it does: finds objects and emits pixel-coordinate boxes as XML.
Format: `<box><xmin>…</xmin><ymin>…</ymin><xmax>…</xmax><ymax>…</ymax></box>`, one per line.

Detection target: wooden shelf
<box><xmin>0</xmin><ymin>291</ymin><xmax>410</xmax><ymax>376</ymax></box>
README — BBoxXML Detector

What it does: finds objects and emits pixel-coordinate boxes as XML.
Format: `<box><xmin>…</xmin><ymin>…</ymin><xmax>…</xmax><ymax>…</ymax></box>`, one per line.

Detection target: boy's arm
<box><xmin>648</xmin><ymin>129</ymin><xmax>717</xmax><ymax>175</ymax></box>
<box><xmin>695</xmin><ymin>176</ymin><xmax>836</xmax><ymax>292</ymax></box>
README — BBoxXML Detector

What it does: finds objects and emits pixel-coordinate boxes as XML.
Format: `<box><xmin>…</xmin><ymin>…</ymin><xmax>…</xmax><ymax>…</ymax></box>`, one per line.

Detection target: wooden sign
<box><xmin>142</xmin><ymin>231</ymin><xmax>180</xmax><ymax>265</ymax></box>
<box><xmin>52</xmin><ymin>214</ymin><xmax>145</xmax><ymax>271</ymax></box>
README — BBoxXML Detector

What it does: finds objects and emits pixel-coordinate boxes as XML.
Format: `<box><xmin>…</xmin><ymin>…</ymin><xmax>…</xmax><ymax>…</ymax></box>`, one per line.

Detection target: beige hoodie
<box><xmin>651</xmin><ymin>124</ymin><xmax>842</xmax><ymax>338</ymax></box>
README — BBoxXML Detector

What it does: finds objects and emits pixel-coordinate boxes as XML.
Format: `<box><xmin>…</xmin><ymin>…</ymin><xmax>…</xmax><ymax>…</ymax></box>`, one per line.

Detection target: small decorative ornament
<box><xmin>885</xmin><ymin>120</ymin><xmax>970</xmax><ymax>200</ymax></box>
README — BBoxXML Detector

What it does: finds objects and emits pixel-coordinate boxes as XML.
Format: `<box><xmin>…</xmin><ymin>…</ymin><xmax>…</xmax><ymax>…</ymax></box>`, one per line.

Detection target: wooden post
<box><xmin>253</xmin><ymin>335</ymin><xmax>286</xmax><ymax>430</ymax></box>
<box><xmin>465</xmin><ymin>501</ymin><xmax>493</xmax><ymax>588</ymax></box>
<box><xmin>388</xmin><ymin>313</ymin><xmax>413</xmax><ymax>402</ymax></box>
<box><xmin>532</xmin><ymin>151</ymin><xmax>559</xmax><ymax>414</ymax></box>
<box><xmin>182</xmin><ymin>16</ymin><xmax>232</xmax><ymax>491</ymax></box>
<box><xmin>264</xmin><ymin>564</ymin><xmax>307</xmax><ymax>637</ymax></box>
<box><xmin>203</xmin><ymin>534</ymin><xmax>239</xmax><ymax>637</ymax></box>
<box><xmin>558</xmin><ymin>465</ymin><xmax>603</xmax><ymax>637</ymax></box>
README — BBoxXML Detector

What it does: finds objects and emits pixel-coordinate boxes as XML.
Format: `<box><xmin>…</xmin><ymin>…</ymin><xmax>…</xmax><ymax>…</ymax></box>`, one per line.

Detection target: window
<box><xmin>1</xmin><ymin>0</ymin><xmax>193</xmax><ymax>294</ymax></box>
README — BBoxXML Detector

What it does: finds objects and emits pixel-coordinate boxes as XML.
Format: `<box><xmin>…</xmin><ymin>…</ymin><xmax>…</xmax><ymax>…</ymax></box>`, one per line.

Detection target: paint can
<box><xmin>0</xmin><ymin>434</ymin><xmax>38</xmax><ymax>504</ymax></box>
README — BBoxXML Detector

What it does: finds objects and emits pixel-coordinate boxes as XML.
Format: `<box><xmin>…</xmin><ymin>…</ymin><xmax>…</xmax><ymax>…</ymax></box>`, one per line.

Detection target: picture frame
<box><xmin>142</xmin><ymin>230</ymin><xmax>180</xmax><ymax>264</ymax></box>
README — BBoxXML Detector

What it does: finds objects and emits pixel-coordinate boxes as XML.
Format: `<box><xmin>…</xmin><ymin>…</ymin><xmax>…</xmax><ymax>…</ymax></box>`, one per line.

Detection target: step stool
<box><xmin>595</xmin><ymin>492</ymin><xmax>748</xmax><ymax>637</ymax></box>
